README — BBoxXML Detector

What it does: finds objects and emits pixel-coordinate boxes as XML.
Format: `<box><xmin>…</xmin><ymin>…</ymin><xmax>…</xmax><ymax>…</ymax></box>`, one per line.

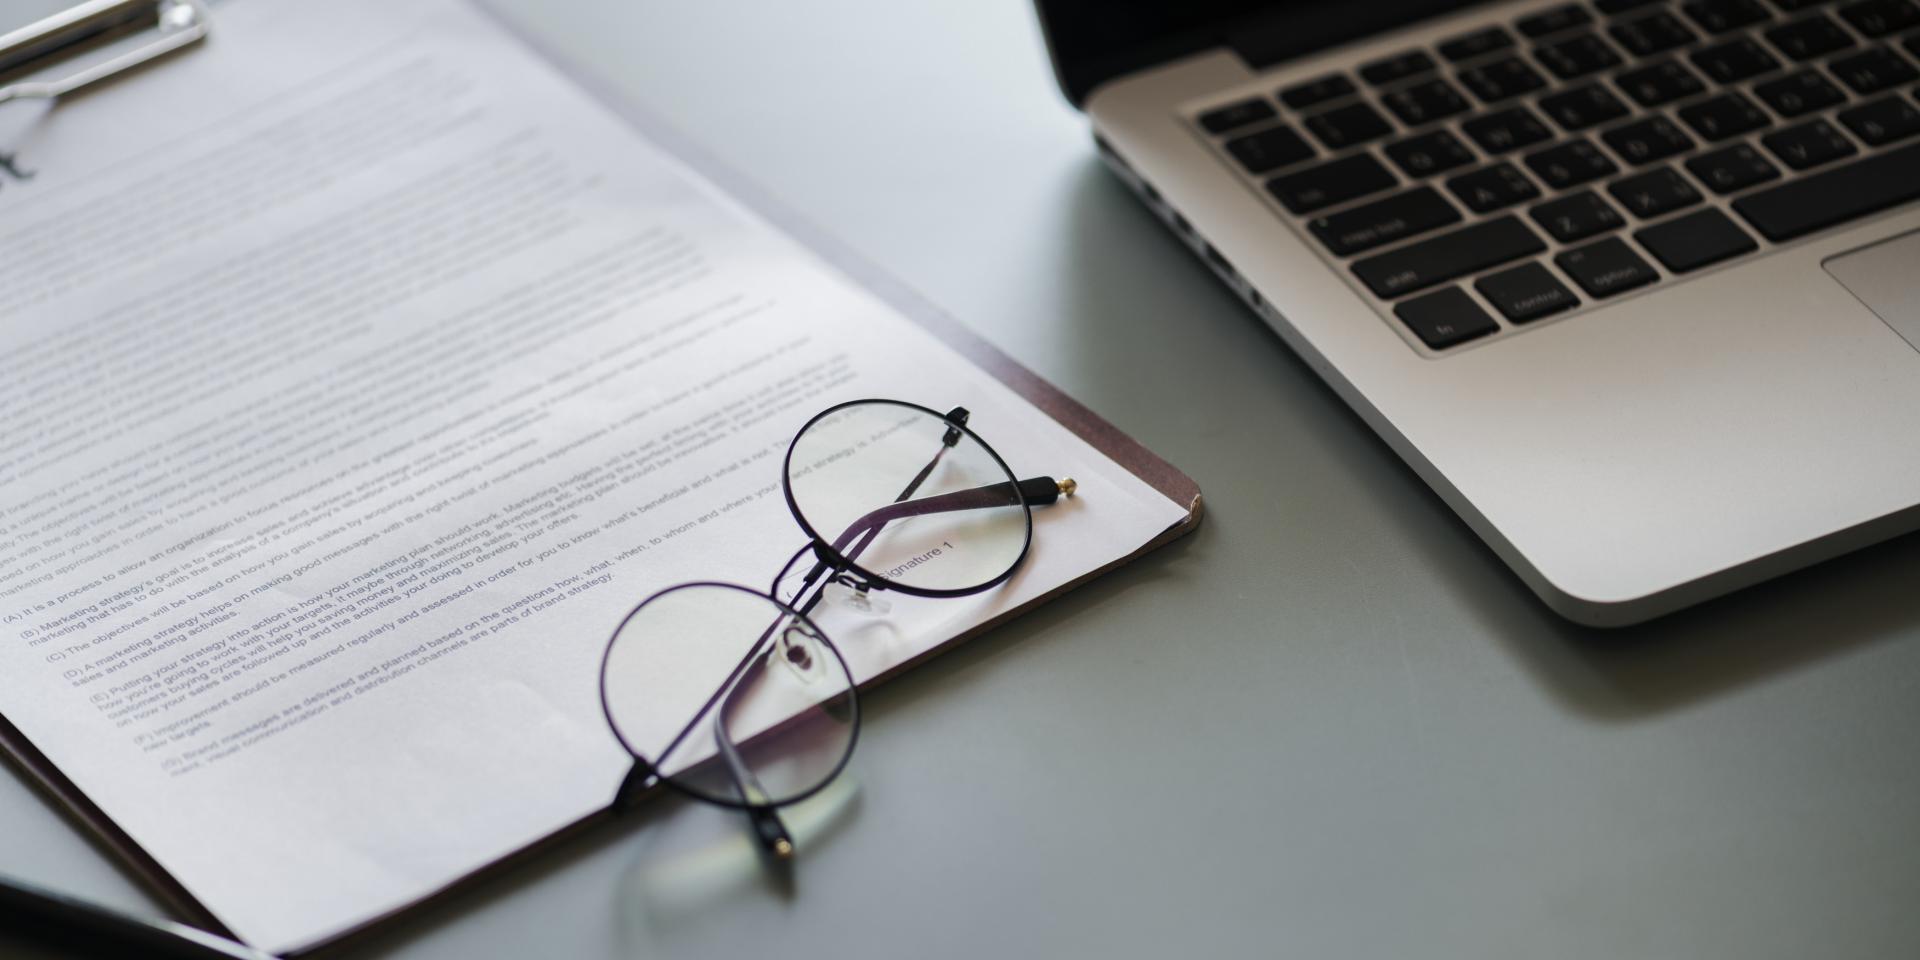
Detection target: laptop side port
<box><xmin>1094</xmin><ymin>135</ymin><xmax>1264</xmax><ymax>314</ymax></box>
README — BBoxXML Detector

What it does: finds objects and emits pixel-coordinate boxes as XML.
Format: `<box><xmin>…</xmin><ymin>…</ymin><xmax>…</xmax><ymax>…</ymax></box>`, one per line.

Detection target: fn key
<box><xmin>1395</xmin><ymin>287</ymin><xmax>1499</xmax><ymax>349</ymax></box>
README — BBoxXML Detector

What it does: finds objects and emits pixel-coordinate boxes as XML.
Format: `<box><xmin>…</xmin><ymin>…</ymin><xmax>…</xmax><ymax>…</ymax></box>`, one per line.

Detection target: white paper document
<box><xmin>0</xmin><ymin>0</ymin><xmax>1188</xmax><ymax>951</ymax></box>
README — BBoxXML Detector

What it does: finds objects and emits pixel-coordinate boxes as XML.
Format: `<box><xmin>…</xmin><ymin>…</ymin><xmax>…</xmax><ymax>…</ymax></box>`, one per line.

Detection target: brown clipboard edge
<box><xmin>0</xmin><ymin>1</ymin><xmax>1204</xmax><ymax>953</ymax></box>
<box><xmin>0</xmin><ymin>713</ymin><xmax>236</xmax><ymax>939</ymax></box>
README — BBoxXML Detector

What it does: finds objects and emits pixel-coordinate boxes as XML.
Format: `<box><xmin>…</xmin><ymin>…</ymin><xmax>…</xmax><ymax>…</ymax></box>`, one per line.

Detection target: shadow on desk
<box><xmin>304</xmin><ymin>777</ymin><xmax>861</xmax><ymax>959</ymax></box>
<box><xmin>1476</xmin><ymin>530</ymin><xmax>1920</xmax><ymax>721</ymax></box>
<box><xmin>1051</xmin><ymin>158</ymin><xmax>1920</xmax><ymax>724</ymax></box>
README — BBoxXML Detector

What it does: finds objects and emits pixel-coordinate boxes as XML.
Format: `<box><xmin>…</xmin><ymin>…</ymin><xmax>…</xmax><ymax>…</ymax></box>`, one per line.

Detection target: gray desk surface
<box><xmin>5</xmin><ymin>2</ymin><xmax>1919</xmax><ymax>958</ymax></box>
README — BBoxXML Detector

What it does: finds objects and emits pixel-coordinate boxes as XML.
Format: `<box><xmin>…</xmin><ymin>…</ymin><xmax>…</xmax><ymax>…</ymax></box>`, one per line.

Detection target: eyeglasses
<box><xmin>598</xmin><ymin>399</ymin><xmax>1074</xmax><ymax>860</ymax></box>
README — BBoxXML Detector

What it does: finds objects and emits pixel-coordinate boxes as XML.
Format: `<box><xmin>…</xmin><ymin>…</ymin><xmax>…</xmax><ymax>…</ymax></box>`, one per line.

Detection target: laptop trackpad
<box><xmin>1826</xmin><ymin>229</ymin><xmax>1920</xmax><ymax>355</ymax></box>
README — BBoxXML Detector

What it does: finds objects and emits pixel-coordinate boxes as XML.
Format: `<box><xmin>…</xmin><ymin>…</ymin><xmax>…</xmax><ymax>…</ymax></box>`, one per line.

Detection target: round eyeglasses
<box><xmin>598</xmin><ymin>399</ymin><xmax>1074</xmax><ymax>860</ymax></box>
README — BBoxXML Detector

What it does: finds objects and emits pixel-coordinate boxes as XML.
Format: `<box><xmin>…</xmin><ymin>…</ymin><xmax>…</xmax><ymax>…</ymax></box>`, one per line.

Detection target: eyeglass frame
<box><xmin>597</xmin><ymin>398</ymin><xmax>1071</xmax><ymax>858</ymax></box>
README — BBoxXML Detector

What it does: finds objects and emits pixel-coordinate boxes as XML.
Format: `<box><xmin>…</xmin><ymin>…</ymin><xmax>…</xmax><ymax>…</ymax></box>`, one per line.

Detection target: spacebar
<box><xmin>1733</xmin><ymin>142</ymin><xmax>1920</xmax><ymax>243</ymax></box>
<box><xmin>1351</xmin><ymin>216</ymin><xmax>1545</xmax><ymax>299</ymax></box>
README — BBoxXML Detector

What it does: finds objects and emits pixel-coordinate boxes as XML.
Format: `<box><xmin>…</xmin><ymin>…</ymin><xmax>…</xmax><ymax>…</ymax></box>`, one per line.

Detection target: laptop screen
<box><xmin>1037</xmin><ymin>0</ymin><xmax>1488</xmax><ymax>106</ymax></box>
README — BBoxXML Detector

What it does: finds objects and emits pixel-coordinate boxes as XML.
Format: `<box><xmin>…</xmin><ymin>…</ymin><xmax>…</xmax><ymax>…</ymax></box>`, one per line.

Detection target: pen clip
<box><xmin>0</xmin><ymin>0</ymin><xmax>211</xmax><ymax>107</ymax></box>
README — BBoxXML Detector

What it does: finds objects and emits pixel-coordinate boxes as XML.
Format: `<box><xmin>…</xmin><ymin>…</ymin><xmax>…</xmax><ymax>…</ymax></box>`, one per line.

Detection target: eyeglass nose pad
<box><xmin>776</xmin><ymin>620</ymin><xmax>829</xmax><ymax>685</ymax></box>
<box><xmin>823</xmin><ymin>575</ymin><xmax>891</xmax><ymax>617</ymax></box>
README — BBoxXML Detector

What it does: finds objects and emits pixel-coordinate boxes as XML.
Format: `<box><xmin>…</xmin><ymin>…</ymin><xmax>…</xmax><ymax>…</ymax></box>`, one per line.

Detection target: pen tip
<box><xmin>772</xmin><ymin>838</ymin><xmax>794</xmax><ymax>859</ymax></box>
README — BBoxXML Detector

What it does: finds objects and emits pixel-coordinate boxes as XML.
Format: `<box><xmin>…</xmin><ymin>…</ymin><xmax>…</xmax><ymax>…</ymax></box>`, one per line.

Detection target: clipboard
<box><xmin>0</xmin><ymin>0</ymin><xmax>1203</xmax><ymax>953</ymax></box>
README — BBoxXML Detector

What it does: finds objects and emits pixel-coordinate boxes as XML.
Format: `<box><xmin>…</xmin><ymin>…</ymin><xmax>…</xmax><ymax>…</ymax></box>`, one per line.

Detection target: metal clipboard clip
<box><xmin>0</xmin><ymin>0</ymin><xmax>210</xmax><ymax>107</ymax></box>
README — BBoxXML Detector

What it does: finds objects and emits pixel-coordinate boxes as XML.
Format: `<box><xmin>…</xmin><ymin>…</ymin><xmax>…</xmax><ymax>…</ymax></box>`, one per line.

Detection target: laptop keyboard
<box><xmin>1190</xmin><ymin>0</ymin><xmax>1920</xmax><ymax>352</ymax></box>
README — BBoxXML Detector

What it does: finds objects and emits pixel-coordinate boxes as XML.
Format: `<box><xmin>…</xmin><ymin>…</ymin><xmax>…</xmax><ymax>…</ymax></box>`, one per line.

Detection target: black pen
<box><xmin>0</xmin><ymin>872</ymin><xmax>277</xmax><ymax>960</ymax></box>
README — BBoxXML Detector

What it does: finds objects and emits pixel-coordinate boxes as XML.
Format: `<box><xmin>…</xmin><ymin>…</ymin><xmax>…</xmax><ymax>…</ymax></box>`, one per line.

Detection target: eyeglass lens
<box><xmin>601</xmin><ymin>582</ymin><xmax>857</xmax><ymax>808</ymax></box>
<box><xmin>785</xmin><ymin>401</ymin><xmax>1031</xmax><ymax>594</ymax></box>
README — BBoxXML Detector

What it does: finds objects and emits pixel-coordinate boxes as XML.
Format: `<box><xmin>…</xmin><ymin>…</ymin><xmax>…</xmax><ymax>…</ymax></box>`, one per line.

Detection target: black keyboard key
<box><xmin>1681</xmin><ymin>143</ymin><xmax>1781</xmax><ymax>193</ymax></box>
<box><xmin>1382</xmin><ymin>79</ymin><xmax>1471</xmax><ymax>125</ymax></box>
<box><xmin>1907</xmin><ymin>32</ymin><xmax>1920</xmax><ymax>59</ymax></box>
<box><xmin>1827</xmin><ymin>47</ymin><xmax>1920</xmax><ymax>94</ymax></box>
<box><xmin>1608</xmin><ymin>165</ymin><xmax>1705</xmax><ymax>217</ymax></box>
<box><xmin>1361</xmin><ymin>49</ymin><xmax>1438</xmax><ymax>86</ymax></box>
<box><xmin>1305</xmin><ymin>101</ymin><xmax>1395</xmax><ymax>149</ymax></box>
<box><xmin>1685</xmin><ymin>142</ymin><xmax>1783</xmax><ymax>191</ymax></box>
<box><xmin>1634</xmin><ymin>208</ymin><xmax>1759</xmax><ymax>271</ymax></box>
<box><xmin>1765</xmin><ymin>15</ymin><xmax>1855</xmax><ymax>59</ymax></box>
<box><xmin>1225</xmin><ymin>124</ymin><xmax>1317</xmax><ymax>173</ymax></box>
<box><xmin>1476</xmin><ymin>262</ymin><xmax>1580</xmax><ymax>321</ymax></box>
<box><xmin>1527</xmin><ymin>138</ymin><xmax>1622</xmax><ymax>187</ymax></box>
<box><xmin>1611</xmin><ymin>13</ymin><xmax>1699</xmax><ymax>57</ymax></box>
<box><xmin>1531</xmin><ymin>190</ymin><xmax>1629</xmax><ymax>241</ymax></box>
<box><xmin>1837</xmin><ymin>0</ymin><xmax>1920</xmax><ymax>35</ymax></box>
<box><xmin>1458</xmin><ymin>56</ymin><xmax>1550</xmax><ymax>102</ymax></box>
<box><xmin>1447</xmin><ymin>162</ymin><xmax>1543</xmax><ymax>212</ymax></box>
<box><xmin>1732</xmin><ymin>139</ymin><xmax>1920</xmax><ymax>239</ymax></box>
<box><xmin>1678</xmin><ymin>92</ymin><xmax>1772</xmax><ymax>139</ymax></box>
<box><xmin>1353</xmin><ymin>215</ymin><xmax>1546</xmax><ymax>297</ymax></box>
<box><xmin>1537</xmin><ymin>34</ymin><xmax>1626</xmax><ymax>78</ymax></box>
<box><xmin>1556</xmin><ymin>238</ymin><xmax>1660</xmax><ymax>297</ymax></box>
<box><xmin>1601</xmin><ymin>116</ymin><xmax>1696</xmax><ymax>165</ymax></box>
<box><xmin>1394</xmin><ymin>287</ymin><xmax>1500</xmax><ymax>348</ymax></box>
<box><xmin>1762</xmin><ymin>118</ymin><xmax>1858</xmax><ymax>167</ymax></box>
<box><xmin>1770</xmin><ymin>0</ymin><xmax>1832</xmax><ymax>9</ymax></box>
<box><xmin>1267</xmin><ymin>153</ymin><xmax>1399</xmax><ymax>213</ymax></box>
<box><xmin>1598</xmin><ymin>0</ymin><xmax>1667</xmax><ymax>14</ymax></box>
<box><xmin>1519</xmin><ymin>4</ymin><xmax>1594</xmax><ymax>37</ymax></box>
<box><xmin>1463</xmin><ymin>107</ymin><xmax>1555</xmax><ymax>153</ymax></box>
<box><xmin>1310</xmin><ymin>186</ymin><xmax>1463</xmax><ymax>255</ymax></box>
<box><xmin>1690</xmin><ymin>37</ymin><xmax>1783</xmax><ymax>82</ymax></box>
<box><xmin>1754</xmin><ymin>69</ymin><xmax>1848</xmax><ymax>115</ymax></box>
<box><xmin>1839</xmin><ymin>95</ymin><xmax>1920</xmax><ymax>143</ymax></box>
<box><xmin>1441</xmin><ymin>27</ymin><xmax>1517</xmax><ymax>62</ymax></box>
<box><xmin>1200</xmin><ymin>98</ymin><xmax>1278</xmax><ymax>134</ymax></box>
<box><xmin>1385</xmin><ymin>129</ymin><xmax>1477</xmax><ymax>176</ymax></box>
<box><xmin>1617</xmin><ymin>59</ymin><xmax>1709</xmax><ymax>105</ymax></box>
<box><xmin>1540</xmin><ymin>83</ymin><xmax>1633</xmax><ymax>129</ymax></box>
<box><xmin>1682</xmin><ymin>0</ymin><xmax>1775</xmax><ymax>32</ymax></box>
<box><xmin>1281</xmin><ymin>74</ymin><xmax>1358</xmax><ymax>109</ymax></box>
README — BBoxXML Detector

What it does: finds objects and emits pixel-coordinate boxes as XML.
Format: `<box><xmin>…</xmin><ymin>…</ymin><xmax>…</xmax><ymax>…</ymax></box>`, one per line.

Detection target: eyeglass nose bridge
<box><xmin>808</xmin><ymin>541</ymin><xmax>889</xmax><ymax>591</ymax></box>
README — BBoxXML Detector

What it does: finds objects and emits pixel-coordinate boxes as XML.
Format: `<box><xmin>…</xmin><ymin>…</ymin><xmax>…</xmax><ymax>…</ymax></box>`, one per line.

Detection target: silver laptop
<box><xmin>1038</xmin><ymin>0</ymin><xmax>1920</xmax><ymax>625</ymax></box>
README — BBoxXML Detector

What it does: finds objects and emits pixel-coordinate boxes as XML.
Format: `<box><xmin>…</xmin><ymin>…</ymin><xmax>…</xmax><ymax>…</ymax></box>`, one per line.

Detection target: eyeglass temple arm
<box><xmin>710</xmin><ymin>657</ymin><xmax>796</xmax><ymax>860</ymax></box>
<box><xmin>839</xmin><ymin>477</ymin><xmax>1071</xmax><ymax>544</ymax></box>
<box><xmin>772</xmin><ymin>474</ymin><xmax>1071</xmax><ymax>622</ymax></box>
<box><xmin>610</xmin><ymin>658</ymin><xmax>796</xmax><ymax>858</ymax></box>
<box><xmin>818</xmin><ymin>475</ymin><xmax>1071</xmax><ymax>578</ymax></box>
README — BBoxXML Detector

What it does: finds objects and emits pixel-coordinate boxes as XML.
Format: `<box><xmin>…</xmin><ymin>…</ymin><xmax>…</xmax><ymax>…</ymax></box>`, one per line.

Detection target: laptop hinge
<box><xmin>1038</xmin><ymin>0</ymin><xmax>1493</xmax><ymax>109</ymax></box>
<box><xmin>1228</xmin><ymin>1</ymin><xmax>1494</xmax><ymax>73</ymax></box>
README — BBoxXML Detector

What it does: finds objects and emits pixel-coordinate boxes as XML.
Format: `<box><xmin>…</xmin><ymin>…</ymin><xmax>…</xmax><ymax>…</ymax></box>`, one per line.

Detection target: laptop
<box><xmin>1037</xmin><ymin>0</ymin><xmax>1920</xmax><ymax>625</ymax></box>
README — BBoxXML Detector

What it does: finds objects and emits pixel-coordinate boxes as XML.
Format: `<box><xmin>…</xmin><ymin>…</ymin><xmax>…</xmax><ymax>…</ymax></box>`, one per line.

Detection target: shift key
<box><xmin>1352</xmin><ymin>215</ymin><xmax>1546</xmax><ymax>298</ymax></box>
